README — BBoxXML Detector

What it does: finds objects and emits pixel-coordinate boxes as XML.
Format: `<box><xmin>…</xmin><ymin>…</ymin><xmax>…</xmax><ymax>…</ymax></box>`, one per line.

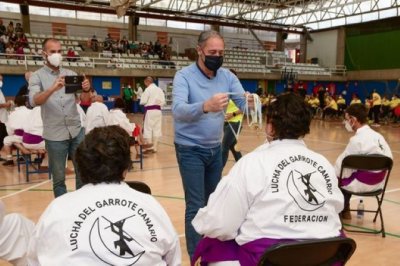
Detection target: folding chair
<box><xmin>258</xmin><ymin>237</ymin><xmax>356</xmax><ymax>266</ymax></box>
<box><xmin>339</xmin><ymin>154</ymin><xmax>393</xmax><ymax>237</ymax></box>
<box><xmin>16</xmin><ymin>147</ymin><xmax>50</xmax><ymax>182</ymax></box>
<box><xmin>125</xmin><ymin>181</ymin><xmax>151</xmax><ymax>194</ymax></box>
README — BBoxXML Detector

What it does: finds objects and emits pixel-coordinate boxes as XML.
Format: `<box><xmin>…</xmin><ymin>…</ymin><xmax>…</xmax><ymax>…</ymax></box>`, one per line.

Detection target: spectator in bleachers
<box><xmin>141</xmin><ymin>43</ymin><xmax>149</xmax><ymax>58</ymax></box>
<box><xmin>15</xmin><ymin>44</ymin><xmax>24</xmax><ymax>59</ymax></box>
<box><xmin>16</xmin><ymin>33</ymin><xmax>28</xmax><ymax>48</ymax></box>
<box><xmin>104</xmin><ymin>33</ymin><xmax>113</xmax><ymax>51</ymax></box>
<box><xmin>0</xmin><ymin>39</ymin><xmax>5</xmax><ymax>54</ymax></box>
<box><xmin>120</xmin><ymin>36</ymin><xmax>128</xmax><ymax>53</ymax></box>
<box><xmin>66</xmin><ymin>47</ymin><xmax>77</xmax><ymax>62</ymax></box>
<box><xmin>8</xmin><ymin>34</ymin><xmax>17</xmax><ymax>48</ymax></box>
<box><xmin>14</xmin><ymin>23</ymin><xmax>23</xmax><ymax>37</ymax></box>
<box><xmin>5</xmin><ymin>43</ymin><xmax>14</xmax><ymax>59</ymax></box>
<box><xmin>129</xmin><ymin>41</ymin><xmax>139</xmax><ymax>54</ymax></box>
<box><xmin>90</xmin><ymin>35</ymin><xmax>98</xmax><ymax>52</ymax></box>
<box><xmin>154</xmin><ymin>39</ymin><xmax>162</xmax><ymax>58</ymax></box>
<box><xmin>6</xmin><ymin>21</ymin><xmax>13</xmax><ymax>36</ymax></box>
<box><xmin>0</xmin><ymin>19</ymin><xmax>5</xmax><ymax>36</ymax></box>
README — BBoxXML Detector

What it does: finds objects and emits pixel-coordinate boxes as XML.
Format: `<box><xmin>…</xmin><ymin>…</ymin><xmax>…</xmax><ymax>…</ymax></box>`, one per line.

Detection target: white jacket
<box><xmin>334</xmin><ymin>125</ymin><xmax>393</xmax><ymax>192</ymax></box>
<box><xmin>28</xmin><ymin>182</ymin><xmax>181</xmax><ymax>266</ymax></box>
<box><xmin>85</xmin><ymin>102</ymin><xmax>109</xmax><ymax>134</ymax></box>
<box><xmin>193</xmin><ymin>139</ymin><xmax>344</xmax><ymax>245</ymax></box>
<box><xmin>5</xmin><ymin>106</ymin><xmax>31</xmax><ymax>136</ymax></box>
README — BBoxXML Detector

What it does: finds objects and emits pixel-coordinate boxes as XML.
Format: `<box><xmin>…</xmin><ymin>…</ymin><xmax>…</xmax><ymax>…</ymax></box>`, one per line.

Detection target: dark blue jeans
<box><xmin>175</xmin><ymin>143</ymin><xmax>223</xmax><ymax>259</ymax></box>
<box><xmin>45</xmin><ymin>128</ymin><xmax>85</xmax><ymax>198</ymax></box>
<box><xmin>222</xmin><ymin>122</ymin><xmax>242</xmax><ymax>167</ymax></box>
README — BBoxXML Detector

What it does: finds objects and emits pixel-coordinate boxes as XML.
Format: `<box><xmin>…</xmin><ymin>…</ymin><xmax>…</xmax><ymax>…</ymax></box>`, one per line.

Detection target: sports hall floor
<box><xmin>0</xmin><ymin>113</ymin><xmax>399</xmax><ymax>265</ymax></box>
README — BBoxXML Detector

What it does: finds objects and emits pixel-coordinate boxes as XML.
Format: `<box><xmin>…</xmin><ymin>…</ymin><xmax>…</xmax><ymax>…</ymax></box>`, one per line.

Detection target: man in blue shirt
<box><xmin>172</xmin><ymin>30</ymin><xmax>248</xmax><ymax>259</ymax></box>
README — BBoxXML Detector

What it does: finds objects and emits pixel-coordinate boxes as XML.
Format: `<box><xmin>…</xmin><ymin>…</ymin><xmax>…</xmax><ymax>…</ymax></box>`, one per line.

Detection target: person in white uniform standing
<box><xmin>140</xmin><ymin>76</ymin><xmax>165</xmax><ymax>153</ymax></box>
<box><xmin>334</xmin><ymin>103</ymin><xmax>392</xmax><ymax>219</ymax></box>
<box><xmin>191</xmin><ymin>93</ymin><xmax>344</xmax><ymax>265</ymax></box>
<box><xmin>28</xmin><ymin>125</ymin><xmax>181</xmax><ymax>266</ymax></box>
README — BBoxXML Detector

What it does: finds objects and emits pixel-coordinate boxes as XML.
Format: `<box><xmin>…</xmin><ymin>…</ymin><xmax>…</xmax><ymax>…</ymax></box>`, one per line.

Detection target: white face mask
<box><xmin>344</xmin><ymin>120</ymin><xmax>354</xmax><ymax>132</ymax></box>
<box><xmin>0</xmin><ymin>81</ymin><xmax>3</xmax><ymax>88</ymax></box>
<box><xmin>47</xmin><ymin>53</ymin><xmax>63</xmax><ymax>67</ymax></box>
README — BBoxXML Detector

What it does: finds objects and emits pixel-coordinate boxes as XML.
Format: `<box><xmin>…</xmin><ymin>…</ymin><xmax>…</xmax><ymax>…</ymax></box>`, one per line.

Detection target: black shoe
<box><xmin>3</xmin><ymin>160</ymin><xmax>14</xmax><ymax>166</ymax></box>
<box><xmin>0</xmin><ymin>157</ymin><xmax>6</xmax><ymax>162</ymax></box>
<box><xmin>17</xmin><ymin>157</ymin><xmax>25</xmax><ymax>162</ymax></box>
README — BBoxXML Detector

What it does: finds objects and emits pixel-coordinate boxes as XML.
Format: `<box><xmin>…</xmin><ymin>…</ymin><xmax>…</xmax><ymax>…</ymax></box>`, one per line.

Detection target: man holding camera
<box><xmin>29</xmin><ymin>38</ymin><xmax>90</xmax><ymax>198</ymax></box>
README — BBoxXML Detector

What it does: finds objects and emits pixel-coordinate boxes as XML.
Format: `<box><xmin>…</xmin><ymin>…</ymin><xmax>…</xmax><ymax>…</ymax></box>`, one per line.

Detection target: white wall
<box><xmin>307</xmin><ymin>30</ymin><xmax>338</xmax><ymax>67</ymax></box>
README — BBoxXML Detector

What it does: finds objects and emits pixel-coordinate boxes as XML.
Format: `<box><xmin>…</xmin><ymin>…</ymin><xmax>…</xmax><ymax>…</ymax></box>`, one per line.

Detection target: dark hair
<box><xmin>75</xmin><ymin>125</ymin><xmax>131</xmax><ymax>185</ymax></box>
<box><xmin>42</xmin><ymin>38</ymin><xmax>60</xmax><ymax>50</ymax></box>
<box><xmin>114</xmin><ymin>97</ymin><xmax>125</xmax><ymax>109</ymax></box>
<box><xmin>14</xmin><ymin>95</ymin><xmax>26</xmax><ymax>107</ymax></box>
<box><xmin>345</xmin><ymin>103</ymin><xmax>368</xmax><ymax>124</ymax></box>
<box><xmin>266</xmin><ymin>93</ymin><xmax>312</xmax><ymax>140</ymax></box>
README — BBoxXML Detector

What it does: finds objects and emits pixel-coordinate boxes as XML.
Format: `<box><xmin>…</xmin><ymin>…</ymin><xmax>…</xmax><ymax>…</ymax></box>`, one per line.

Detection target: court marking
<box><xmin>0</xmin><ymin>179</ymin><xmax>51</xmax><ymax>200</ymax></box>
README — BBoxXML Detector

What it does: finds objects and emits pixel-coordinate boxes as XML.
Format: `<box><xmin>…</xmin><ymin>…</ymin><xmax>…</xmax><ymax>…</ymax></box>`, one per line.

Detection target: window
<box><xmin>77</xmin><ymin>11</ymin><xmax>100</xmax><ymax>21</ymax></box>
<box><xmin>50</xmin><ymin>8</ymin><xmax>75</xmax><ymax>18</ymax></box>
<box><xmin>30</xmin><ymin>6</ymin><xmax>49</xmax><ymax>16</ymax></box>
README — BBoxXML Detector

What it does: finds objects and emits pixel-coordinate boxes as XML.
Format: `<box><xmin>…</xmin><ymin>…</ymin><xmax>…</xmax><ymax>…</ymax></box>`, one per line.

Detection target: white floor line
<box><xmin>385</xmin><ymin>187</ymin><xmax>400</xmax><ymax>194</ymax></box>
<box><xmin>0</xmin><ymin>179</ymin><xmax>51</xmax><ymax>200</ymax></box>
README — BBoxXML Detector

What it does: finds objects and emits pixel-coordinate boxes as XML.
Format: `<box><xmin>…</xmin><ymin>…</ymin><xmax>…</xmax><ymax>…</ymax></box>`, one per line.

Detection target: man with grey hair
<box><xmin>29</xmin><ymin>38</ymin><xmax>91</xmax><ymax>198</ymax></box>
<box><xmin>172</xmin><ymin>30</ymin><xmax>249</xmax><ymax>258</ymax></box>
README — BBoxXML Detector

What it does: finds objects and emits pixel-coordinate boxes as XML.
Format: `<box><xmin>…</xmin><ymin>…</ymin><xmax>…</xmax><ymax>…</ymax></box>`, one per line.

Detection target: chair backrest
<box><xmin>257</xmin><ymin>237</ymin><xmax>356</xmax><ymax>266</ymax></box>
<box><xmin>126</xmin><ymin>181</ymin><xmax>152</xmax><ymax>194</ymax></box>
<box><xmin>339</xmin><ymin>154</ymin><xmax>393</xmax><ymax>190</ymax></box>
<box><xmin>340</xmin><ymin>154</ymin><xmax>393</xmax><ymax>172</ymax></box>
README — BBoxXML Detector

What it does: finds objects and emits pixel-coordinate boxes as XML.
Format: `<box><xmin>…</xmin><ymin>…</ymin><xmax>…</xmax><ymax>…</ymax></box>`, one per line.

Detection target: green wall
<box><xmin>345</xmin><ymin>17</ymin><xmax>400</xmax><ymax>71</ymax></box>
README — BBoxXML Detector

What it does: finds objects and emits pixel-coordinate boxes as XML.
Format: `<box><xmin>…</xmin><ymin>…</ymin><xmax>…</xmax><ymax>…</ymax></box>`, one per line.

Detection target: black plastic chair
<box><xmin>126</xmin><ymin>180</ymin><xmax>152</xmax><ymax>194</ymax></box>
<box><xmin>339</xmin><ymin>154</ymin><xmax>393</xmax><ymax>237</ymax></box>
<box><xmin>257</xmin><ymin>237</ymin><xmax>356</xmax><ymax>266</ymax></box>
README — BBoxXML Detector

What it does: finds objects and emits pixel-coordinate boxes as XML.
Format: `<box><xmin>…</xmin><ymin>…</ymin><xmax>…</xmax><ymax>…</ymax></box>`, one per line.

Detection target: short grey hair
<box><xmin>197</xmin><ymin>30</ymin><xmax>224</xmax><ymax>47</ymax></box>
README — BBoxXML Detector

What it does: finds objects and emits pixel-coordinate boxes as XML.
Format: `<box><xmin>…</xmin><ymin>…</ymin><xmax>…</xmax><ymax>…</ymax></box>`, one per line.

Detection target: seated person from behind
<box><xmin>107</xmin><ymin>98</ymin><xmax>152</xmax><ymax>158</ymax></box>
<box><xmin>85</xmin><ymin>95</ymin><xmax>109</xmax><ymax>134</ymax></box>
<box><xmin>0</xmin><ymin>200</ymin><xmax>35</xmax><ymax>266</ymax></box>
<box><xmin>2</xmin><ymin>96</ymin><xmax>31</xmax><ymax>166</ymax></box>
<box><xmin>192</xmin><ymin>93</ymin><xmax>344</xmax><ymax>266</ymax></box>
<box><xmin>27</xmin><ymin>126</ymin><xmax>181</xmax><ymax>265</ymax></box>
<box><xmin>334</xmin><ymin>103</ymin><xmax>392</xmax><ymax>219</ymax></box>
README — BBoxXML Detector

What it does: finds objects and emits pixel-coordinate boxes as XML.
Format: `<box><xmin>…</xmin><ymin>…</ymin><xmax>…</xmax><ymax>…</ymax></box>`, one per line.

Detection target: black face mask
<box><xmin>204</xmin><ymin>55</ymin><xmax>223</xmax><ymax>72</ymax></box>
